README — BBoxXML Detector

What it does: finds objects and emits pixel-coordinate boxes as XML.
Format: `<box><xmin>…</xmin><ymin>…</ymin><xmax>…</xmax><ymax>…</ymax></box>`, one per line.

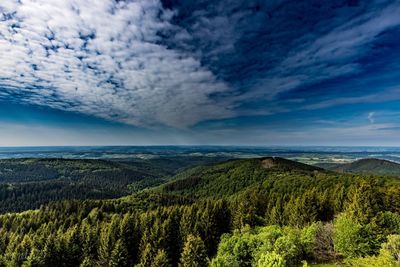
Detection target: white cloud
<box><xmin>0</xmin><ymin>0</ymin><xmax>233</xmax><ymax>128</ymax></box>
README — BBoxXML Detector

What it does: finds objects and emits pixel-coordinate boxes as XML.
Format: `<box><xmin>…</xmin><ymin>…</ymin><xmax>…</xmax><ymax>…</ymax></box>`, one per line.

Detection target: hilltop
<box><xmin>260</xmin><ymin>156</ymin><xmax>323</xmax><ymax>171</ymax></box>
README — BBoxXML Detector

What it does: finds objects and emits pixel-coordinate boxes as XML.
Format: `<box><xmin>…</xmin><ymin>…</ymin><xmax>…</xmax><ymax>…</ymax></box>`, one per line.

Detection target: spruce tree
<box><xmin>179</xmin><ymin>234</ymin><xmax>209</xmax><ymax>267</ymax></box>
<box><xmin>139</xmin><ymin>243</ymin><xmax>155</xmax><ymax>267</ymax></box>
<box><xmin>153</xmin><ymin>249</ymin><xmax>171</xmax><ymax>267</ymax></box>
<box><xmin>23</xmin><ymin>248</ymin><xmax>45</xmax><ymax>267</ymax></box>
<box><xmin>109</xmin><ymin>239</ymin><xmax>129</xmax><ymax>267</ymax></box>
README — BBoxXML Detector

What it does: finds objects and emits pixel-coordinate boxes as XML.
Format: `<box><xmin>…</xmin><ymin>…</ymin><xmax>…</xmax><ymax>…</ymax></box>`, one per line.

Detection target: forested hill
<box><xmin>162</xmin><ymin>157</ymin><xmax>330</xmax><ymax>198</ymax></box>
<box><xmin>0</xmin><ymin>158</ymin><xmax>162</xmax><ymax>212</ymax></box>
<box><xmin>0</xmin><ymin>156</ymin><xmax>227</xmax><ymax>213</ymax></box>
<box><xmin>317</xmin><ymin>158</ymin><xmax>400</xmax><ymax>176</ymax></box>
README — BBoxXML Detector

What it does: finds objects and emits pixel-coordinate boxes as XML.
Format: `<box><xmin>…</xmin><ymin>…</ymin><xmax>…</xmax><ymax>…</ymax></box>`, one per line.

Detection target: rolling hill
<box><xmin>317</xmin><ymin>158</ymin><xmax>400</xmax><ymax>176</ymax></box>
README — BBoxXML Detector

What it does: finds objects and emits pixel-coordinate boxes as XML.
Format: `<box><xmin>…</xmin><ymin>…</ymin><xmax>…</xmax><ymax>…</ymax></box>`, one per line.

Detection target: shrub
<box><xmin>257</xmin><ymin>252</ymin><xmax>286</xmax><ymax>267</ymax></box>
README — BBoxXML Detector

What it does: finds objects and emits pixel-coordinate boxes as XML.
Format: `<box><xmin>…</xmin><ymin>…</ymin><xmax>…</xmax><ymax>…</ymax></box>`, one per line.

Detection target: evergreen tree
<box><xmin>346</xmin><ymin>181</ymin><xmax>381</xmax><ymax>223</ymax></box>
<box><xmin>119</xmin><ymin>212</ymin><xmax>139</xmax><ymax>265</ymax></box>
<box><xmin>98</xmin><ymin>223</ymin><xmax>113</xmax><ymax>266</ymax></box>
<box><xmin>179</xmin><ymin>234</ymin><xmax>209</xmax><ymax>267</ymax></box>
<box><xmin>109</xmin><ymin>239</ymin><xmax>129</xmax><ymax>267</ymax></box>
<box><xmin>153</xmin><ymin>249</ymin><xmax>171</xmax><ymax>267</ymax></box>
<box><xmin>139</xmin><ymin>243</ymin><xmax>155</xmax><ymax>267</ymax></box>
<box><xmin>23</xmin><ymin>248</ymin><xmax>45</xmax><ymax>267</ymax></box>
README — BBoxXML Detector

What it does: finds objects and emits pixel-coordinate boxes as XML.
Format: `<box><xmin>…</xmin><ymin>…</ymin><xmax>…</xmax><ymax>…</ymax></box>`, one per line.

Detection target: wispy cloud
<box><xmin>304</xmin><ymin>87</ymin><xmax>400</xmax><ymax>110</ymax></box>
<box><xmin>0</xmin><ymin>0</ymin><xmax>233</xmax><ymax>128</ymax></box>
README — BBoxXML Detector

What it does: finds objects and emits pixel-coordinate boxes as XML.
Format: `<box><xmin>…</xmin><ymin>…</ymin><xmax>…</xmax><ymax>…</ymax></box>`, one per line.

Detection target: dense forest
<box><xmin>0</xmin><ymin>156</ymin><xmax>227</xmax><ymax>212</ymax></box>
<box><xmin>0</xmin><ymin>157</ymin><xmax>399</xmax><ymax>266</ymax></box>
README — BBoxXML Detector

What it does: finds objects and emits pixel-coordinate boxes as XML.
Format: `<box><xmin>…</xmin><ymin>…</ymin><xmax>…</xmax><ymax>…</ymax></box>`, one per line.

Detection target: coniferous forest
<box><xmin>0</xmin><ymin>157</ymin><xmax>398</xmax><ymax>266</ymax></box>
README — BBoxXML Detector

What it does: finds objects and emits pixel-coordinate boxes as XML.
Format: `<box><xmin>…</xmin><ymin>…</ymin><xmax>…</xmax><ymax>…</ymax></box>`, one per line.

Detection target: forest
<box><xmin>0</xmin><ymin>156</ymin><xmax>399</xmax><ymax>266</ymax></box>
<box><xmin>0</xmin><ymin>156</ymin><xmax>226</xmax><ymax>212</ymax></box>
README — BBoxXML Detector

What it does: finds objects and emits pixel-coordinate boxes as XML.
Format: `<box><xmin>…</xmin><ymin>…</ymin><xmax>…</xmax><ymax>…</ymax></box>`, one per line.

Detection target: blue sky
<box><xmin>0</xmin><ymin>0</ymin><xmax>400</xmax><ymax>146</ymax></box>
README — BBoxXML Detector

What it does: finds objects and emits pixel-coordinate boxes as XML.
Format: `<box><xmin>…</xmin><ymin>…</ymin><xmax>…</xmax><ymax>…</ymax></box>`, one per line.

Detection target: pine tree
<box><xmin>179</xmin><ymin>234</ymin><xmax>209</xmax><ymax>267</ymax></box>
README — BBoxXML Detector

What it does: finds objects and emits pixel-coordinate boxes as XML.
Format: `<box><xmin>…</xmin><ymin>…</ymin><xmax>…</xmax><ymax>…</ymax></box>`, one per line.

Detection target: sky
<box><xmin>0</xmin><ymin>0</ymin><xmax>400</xmax><ymax>146</ymax></box>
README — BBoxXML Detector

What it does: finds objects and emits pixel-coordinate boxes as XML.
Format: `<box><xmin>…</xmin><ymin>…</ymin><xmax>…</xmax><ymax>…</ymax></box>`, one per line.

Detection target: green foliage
<box><xmin>213</xmin><ymin>225</ymin><xmax>315</xmax><ymax>267</ymax></box>
<box><xmin>333</xmin><ymin>213</ymin><xmax>371</xmax><ymax>257</ymax></box>
<box><xmin>257</xmin><ymin>252</ymin><xmax>286</xmax><ymax>267</ymax></box>
<box><xmin>0</xmin><ymin>156</ymin><xmax>224</xmax><ymax>213</ymax></box>
<box><xmin>337</xmin><ymin>235</ymin><xmax>400</xmax><ymax>266</ymax></box>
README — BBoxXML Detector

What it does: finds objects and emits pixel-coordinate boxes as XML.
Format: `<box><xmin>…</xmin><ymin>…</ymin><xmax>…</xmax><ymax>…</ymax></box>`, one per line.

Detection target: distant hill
<box><xmin>317</xmin><ymin>158</ymin><xmax>400</xmax><ymax>176</ymax></box>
